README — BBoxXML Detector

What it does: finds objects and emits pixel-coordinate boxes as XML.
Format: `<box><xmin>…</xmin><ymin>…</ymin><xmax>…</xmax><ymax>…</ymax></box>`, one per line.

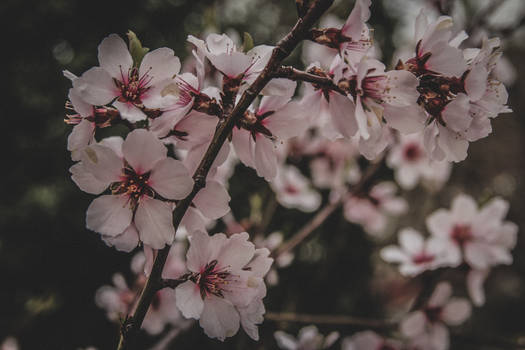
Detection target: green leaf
<box><xmin>242</xmin><ymin>32</ymin><xmax>254</xmax><ymax>53</ymax></box>
<box><xmin>127</xmin><ymin>30</ymin><xmax>149</xmax><ymax>67</ymax></box>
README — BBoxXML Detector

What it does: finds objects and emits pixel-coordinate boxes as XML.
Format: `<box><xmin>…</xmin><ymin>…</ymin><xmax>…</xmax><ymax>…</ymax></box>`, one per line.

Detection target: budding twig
<box><xmin>116</xmin><ymin>1</ymin><xmax>335</xmax><ymax>348</ymax></box>
<box><xmin>273</xmin><ymin>66</ymin><xmax>346</xmax><ymax>95</ymax></box>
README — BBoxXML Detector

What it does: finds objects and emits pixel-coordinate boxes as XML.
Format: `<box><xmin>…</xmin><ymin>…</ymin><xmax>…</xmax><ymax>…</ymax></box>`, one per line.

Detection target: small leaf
<box><xmin>242</xmin><ymin>32</ymin><xmax>254</xmax><ymax>53</ymax></box>
<box><xmin>127</xmin><ymin>30</ymin><xmax>149</xmax><ymax>67</ymax></box>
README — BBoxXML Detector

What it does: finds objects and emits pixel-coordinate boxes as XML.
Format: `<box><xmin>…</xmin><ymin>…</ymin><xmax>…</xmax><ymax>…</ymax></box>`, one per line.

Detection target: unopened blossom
<box><xmin>274</xmin><ymin>325</ymin><xmax>339</xmax><ymax>350</ymax></box>
<box><xmin>343</xmin><ymin>182</ymin><xmax>408</xmax><ymax>235</ymax></box>
<box><xmin>271</xmin><ymin>165</ymin><xmax>321</xmax><ymax>212</ymax></box>
<box><xmin>381</xmin><ymin>228</ymin><xmax>456</xmax><ymax>277</ymax></box>
<box><xmin>73</xmin><ymin>129</ymin><xmax>193</xmax><ymax>249</ymax></box>
<box><xmin>387</xmin><ymin>133</ymin><xmax>451</xmax><ymax>190</ymax></box>
<box><xmin>275</xmin><ymin>325</ymin><xmax>339</xmax><ymax>350</ymax></box>
<box><xmin>426</xmin><ymin>194</ymin><xmax>518</xmax><ymax>270</ymax></box>
<box><xmin>401</xmin><ymin>282</ymin><xmax>471</xmax><ymax>350</ymax></box>
<box><xmin>232</xmin><ymin>95</ymin><xmax>305</xmax><ymax>180</ymax></box>
<box><xmin>175</xmin><ymin>231</ymin><xmax>273</xmax><ymax>341</ymax></box>
<box><xmin>341</xmin><ymin>330</ymin><xmax>402</xmax><ymax>350</ymax></box>
<box><xmin>73</xmin><ymin>34</ymin><xmax>181</xmax><ymax>122</ymax></box>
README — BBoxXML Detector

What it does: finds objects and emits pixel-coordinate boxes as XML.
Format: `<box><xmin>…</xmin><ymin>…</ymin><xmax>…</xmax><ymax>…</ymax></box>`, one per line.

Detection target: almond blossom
<box><xmin>343</xmin><ymin>182</ymin><xmax>408</xmax><ymax>235</ymax></box>
<box><xmin>380</xmin><ymin>228</ymin><xmax>456</xmax><ymax>277</ymax></box>
<box><xmin>426</xmin><ymin>194</ymin><xmax>518</xmax><ymax>270</ymax></box>
<box><xmin>400</xmin><ymin>282</ymin><xmax>471</xmax><ymax>350</ymax></box>
<box><xmin>271</xmin><ymin>165</ymin><xmax>321</xmax><ymax>212</ymax></box>
<box><xmin>231</xmin><ymin>95</ymin><xmax>305</xmax><ymax>180</ymax></box>
<box><xmin>175</xmin><ymin>231</ymin><xmax>273</xmax><ymax>341</ymax></box>
<box><xmin>387</xmin><ymin>133</ymin><xmax>451</xmax><ymax>190</ymax></box>
<box><xmin>73</xmin><ymin>129</ymin><xmax>194</xmax><ymax>249</ymax></box>
<box><xmin>341</xmin><ymin>330</ymin><xmax>402</xmax><ymax>350</ymax></box>
<box><xmin>274</xmin><ymin>325</ymin><xmax>339</xmax><ymax>350</ymax></box>
<box><xmin>72</xmin><ymin>34</ymin><xmax>181</xmax><ymax>122</ymax></box>
<box><xmin>393</xmin><ymin>13</ymin><xmax>511</xmax><ymax>162</ymax></box>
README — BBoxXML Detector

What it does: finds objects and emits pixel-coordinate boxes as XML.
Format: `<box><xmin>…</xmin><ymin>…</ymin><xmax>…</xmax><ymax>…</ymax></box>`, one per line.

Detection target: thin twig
<box><xmin>116</xmin><ymin>1</ymin><xmax>335</xmax><ymax>348</ymax></box>
<box><xmin>273</xmin><ymin>66</ymin><xmax>345</xmax><ymax>94</ymax></box>
<box><xmin>273</xmin><ymin>156</ymin><xmax>384</xmax><ymax>259</ymax></box>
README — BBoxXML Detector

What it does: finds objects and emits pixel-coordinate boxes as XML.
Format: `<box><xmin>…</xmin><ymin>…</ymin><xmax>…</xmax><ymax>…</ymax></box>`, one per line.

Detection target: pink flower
<box><xmin>381</xmin><ymin>228</ymin><xmax>457</xmax><ymax>277</ymax></box>
<box><xmin>73</xmin><ymin>129</ymin><xmax>194</xmax><ymax>249</ymax></box>
<box><xmin>271</xmin><ymin>165</ymin><xmax>321</xmax><ymax>213</ymax></box>
<box><xmin>73</xmin><ymin>34</ymin><xmax>181</xmax><ymax>122</ymax></box>
<box><xmin>274</xmin><ymin>325</ymin><xmax>339</xmax><ymax>350</ymax></box>
<box><xmin>401</xmin><ymin>282</ymin><xmax>471</xmax><ymax>350</ymax></box>
<box><xmin>342</xmin><ymin>330</ymin><xmax>402</xmax><ymax>350</ymax></box>
<box><xmin>175</xmin><ymin>231</ymin><xmax>273</xmax><ymax>341</ymax></box>
<box><xmin>387</xmin><ymin>133</ymin><xmax>451</xmax><ymax>190</ymax></box>
<box><xmin>343</xmin><ymin>182</ymin><xmax>408</xmax><ymax>235</ymax></box>
<box><xmin>231</xmin><ymin>96</ymin><xmax>305</xmax><ymax>180</ymax></box>
<box><xmin>426</xmin><ymin>194</ymin><xmax>518</xmax><ymax>270</ymax></box>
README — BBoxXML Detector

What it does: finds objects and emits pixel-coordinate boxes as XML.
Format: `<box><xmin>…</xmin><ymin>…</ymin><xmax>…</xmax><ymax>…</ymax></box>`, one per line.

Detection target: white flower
<box><xmin>271</xmin><ymin>165</ymin><xmax>321</xmax><ymax>212</ymax></box>
<box><xmin>426</xmin><ymin>194</ymin><xmax>518</xmax><ymax>270</ymax></box>
<box><xmin>73</xmin><ymin>34</ymin><xmax>181</xmax><ymax>122</ymax></box>
<box><xmin>175</xmin><ymin>231</ymin><xmax>273</xmax><ymax>341</ymax></box>
<box><xmin>73</xmin><ymin>129</ymin><xmax>193</xmax><ymax>249</ymax></box>
<box><xmin>381</xmin><ymin>228</ymin><xmax>457</xmax><ymax>277</ymax></box>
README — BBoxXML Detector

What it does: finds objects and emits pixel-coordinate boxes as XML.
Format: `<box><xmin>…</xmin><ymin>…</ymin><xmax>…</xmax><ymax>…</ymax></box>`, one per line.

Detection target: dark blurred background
<box><xmin>1</xmin><ymin>0</ymin><xmax>524</xmax><ymax>349</ymax></box>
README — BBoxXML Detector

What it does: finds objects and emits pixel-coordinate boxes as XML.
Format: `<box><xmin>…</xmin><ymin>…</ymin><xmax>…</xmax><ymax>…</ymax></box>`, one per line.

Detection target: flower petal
<box><xmin>98</xmin><ymin>34</ymin><xmax>133</xmax><ymax>79</ymax></box>
<box><xmin>122</xmin><ymin>129</ymin><xmax>167</xmax><ymax>174</ymax></box>
<box><xmin>199</xmin><ymin>295</ymin><xmax>240</xmax><ymax>341</ymax></box>
<box><xmin>149</xmin><ymin>158</ymin><xmax>194</xmax><ymax>200</ymax></box>
<box><xmin>175</xmin><ymin>280</ymin><xmax>204</xmax><ymax>319</ymax></box>
<box><xmin>135</xmin><ymin>198</ymin><xmax>175</xmax><ymax>249</ymax></box>
<box><xmin>86</xmin><ymin>195</ymin><xmax>132</xmax><ymax>236</ymax></box>
<box><xmin>139</xmin><ymin>47</ymin><xmax>181</xmax><ymax>86</ymax></box>
<box><xmin>73</xmin><ymin>67</ymin><xmax>117</xmax><ymax>105</ymax></box>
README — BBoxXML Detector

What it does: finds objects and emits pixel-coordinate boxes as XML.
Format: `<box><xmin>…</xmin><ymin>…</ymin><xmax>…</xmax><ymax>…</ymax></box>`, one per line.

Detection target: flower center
<box><xmin>284</xmin><ymin>184</ymin><xmax>299</xmax><ymax>195</ymax></box>
<box><xmin>403</xmin><ymin>143</ymin><xmax>422</xmax><ymax>162</ymax></box>
<box><xmin>451</xmin><ymin>224</ymin><xmax>472</xmax><ymax>246</ymax></box>
<box><xmin>115</xmin><ymin>67</ymin><xmax>152</xmax><ymax>105</ymax></box>
<box><xmin>412</xmin><ymin>252</ymin><xmax>435</xmax><ymax>265</ymax></box>
<box><xmin>196</xmin><ymin>260</ymin><xmax>231</xmax><ymax>299</ymax></box>
<box><xmin>111</xmin><ymin>166</ymin><xmax>153</xmax><ymax>210</ymax></box>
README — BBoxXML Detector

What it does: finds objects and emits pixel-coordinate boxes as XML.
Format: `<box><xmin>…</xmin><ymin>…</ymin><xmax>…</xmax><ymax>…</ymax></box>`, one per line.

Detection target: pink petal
<box><xmin>192</xmin><ymin>180</ymin><xmax>231</xmax><ymax>219</ymax></box>
<box><xmin>199</xmin><ymin>295</ymin><xmax>240</xmax><ymax>341</ymax></box>
<box><xmin>122</xmin><ymin>129</ymin><xmax>167</xmax><ymax>174</ymax></box>
<box><xmin>67</xmin><ymin>119</ymin><xmax>95</xmax><ymax>161</ymax></box>
<box><xmin>81</xmin><ymin>144</ymin><xmax>123</xmax><ymax>184</ymax></box>
<box><xmin>232</xmin><ymin>128</ymin><xmax>255</xmax><ymax>168</ymax></box>
<box><xmin>216</xmin><ymin>232</ymin><xmax>255</xmax><ymax>271</ymax></box>
<box><xmin>149</xmin><ymin>158</ymin><xmax>194</xmax><ymax>200</ymax></box>
<box><xmin>254</xmin><ymin>135</ymin><xmax>278</xmax><ymax>180</ymax></box>
<box><xmin>328</xmin><ymin>93</ymin><xmax>358</xmax><ymax>138</ymax></box>
<box><xmin>68</xmin><ymin>88</ymin><xmax>93</xmax><ymax>117</ymax></box>
<box><xmin>102</xmin><ymin>224</ymin><xmax>139</xmax><ymax>252</ymax></box>
<box><xmin>175</xmin><ymin>280</ymin><xmax>204</xmax><ymax>319</ymax></box>
<box><xmin>341</xmin><ymin>0</ymin><xmax>371</xmax><ymax>41</ymax></box>
<box><xmin>441</xmin><ymin>93</ymin><xmax>471</xmax><ymax>132</ymax></box>
<box><xmin>426</xmin><ymin>42</ymin><xmax>467</xmax><ymax>77</ymax></box>
<box><xmin>70</xmin><ymin>162</ymin><xmax>108</xmax><ymax>195</ymax></box>
<box><xmin>135</xmin><ymin>198</ymin><xmax>175</xmax><ymax>249</ymax></box>
<box><xmin>113</xmin><ymin>100</ymin><xmax>147</xmax><ymax>123</ymax></box>
<box><xmin>466</xmin><ymin>269</ymin><xmax>489</xmax><ymax>306</ymax></box>
<box><xmin>97</xmin><ymin>33</ymin><xmax>133</xmax><ymax>79</ymax></box>
<box><xmin>400</xmin><ymin>311</ymin><xmax>426</xmax><ymax>337</ymax></box>
<box><xmin>186</xmin><ymin>231</ymin><xmax>226</xmax><ymax>272</ymax></box>
<box><xmin>399</xmin><ymin>228</ymin><xmax>425</xmax><ymax>255</ymax></box>
<box><xmin>428</xmin><ymin>282</ymin><xmax>452</xmax><ymax>308</ymax></box>
<box><xmin>73</xmin><ymin>67</ymin><xmax>117</xmax><ymax>105</ymax></box>
<box><xmin>86</xmin><ymin>195</ymin><xmax>133</xmax><ymax>236</ymax></box>
<box><xmin>465</xmin><ymin>65</ymin><xmax>489</xmax><ymax>101</ymax></box>
<box><xmin>139</xmin><ymin>47</ymin><xmax>181</xmax><ymax>86</ymax></box>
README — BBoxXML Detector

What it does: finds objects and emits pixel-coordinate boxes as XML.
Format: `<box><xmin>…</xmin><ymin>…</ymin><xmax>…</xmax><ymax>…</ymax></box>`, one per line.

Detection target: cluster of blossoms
<box><xmin>61</xmin><ymin>0</ymin><xmax>517</xmax><ymax>348</ymax></box>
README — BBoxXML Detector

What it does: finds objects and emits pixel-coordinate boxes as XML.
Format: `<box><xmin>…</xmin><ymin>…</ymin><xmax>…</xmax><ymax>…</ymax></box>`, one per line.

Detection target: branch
<box><xmin>273</xmin><ymin>156</ymin><xmax>384</xmax><ymax>259</ymax></box>
<box><xmin>265</xmin><ymin>311</ymin><xmax>395</xmax><ymax>329</ymax></box>
<box><xmin>116</xmin><ymin>1</ymin><xmax>334</xmax><ymax>348</ymax></box>
<box><xmin>273</xmin><ymin>66</ymin><xmax>345</xmax><ymax>95</ymax></box>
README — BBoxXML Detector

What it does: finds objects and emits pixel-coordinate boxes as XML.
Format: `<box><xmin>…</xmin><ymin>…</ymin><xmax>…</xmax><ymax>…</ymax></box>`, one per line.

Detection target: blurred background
<box><xmin>1</xmin><ymin>0</ymin><xmax>524</xmax><ymax>348</ymax></box>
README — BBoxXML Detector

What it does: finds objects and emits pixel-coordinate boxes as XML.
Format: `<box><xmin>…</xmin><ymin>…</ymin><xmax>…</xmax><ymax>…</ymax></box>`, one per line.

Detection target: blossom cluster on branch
<box><xmin>61</xmin><ymin>0</ymin><xmax>518</xmax><ymax>348</ymax></box>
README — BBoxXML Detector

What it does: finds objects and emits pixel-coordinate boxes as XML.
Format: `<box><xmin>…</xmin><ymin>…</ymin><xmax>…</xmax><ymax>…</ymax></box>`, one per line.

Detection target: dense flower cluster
<box><xmin>61</xmin><ymin>0</ymin><xmax>517</xmax><ymax>348</ymax></box>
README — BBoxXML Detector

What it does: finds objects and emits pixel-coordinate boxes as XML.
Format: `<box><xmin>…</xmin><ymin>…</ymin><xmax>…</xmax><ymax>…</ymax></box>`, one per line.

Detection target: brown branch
<box><xmin>273</xmin><ymin>66</ymin><xmax>345</xmax><ymax>95</ymax></box>
<box><xmin>265</xmin><ymin>311</ymin><xmax>395</xmax><ymax>329</ymax></box>
<box><xmin>273</xmin><ymin>156</ymin><xmax>384</xmax><ymax>259</ymax></box>
<box><xmin>116</xmin><ymin>1</ymin><xmax>334</xmax><ymax>348</ymax></box>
